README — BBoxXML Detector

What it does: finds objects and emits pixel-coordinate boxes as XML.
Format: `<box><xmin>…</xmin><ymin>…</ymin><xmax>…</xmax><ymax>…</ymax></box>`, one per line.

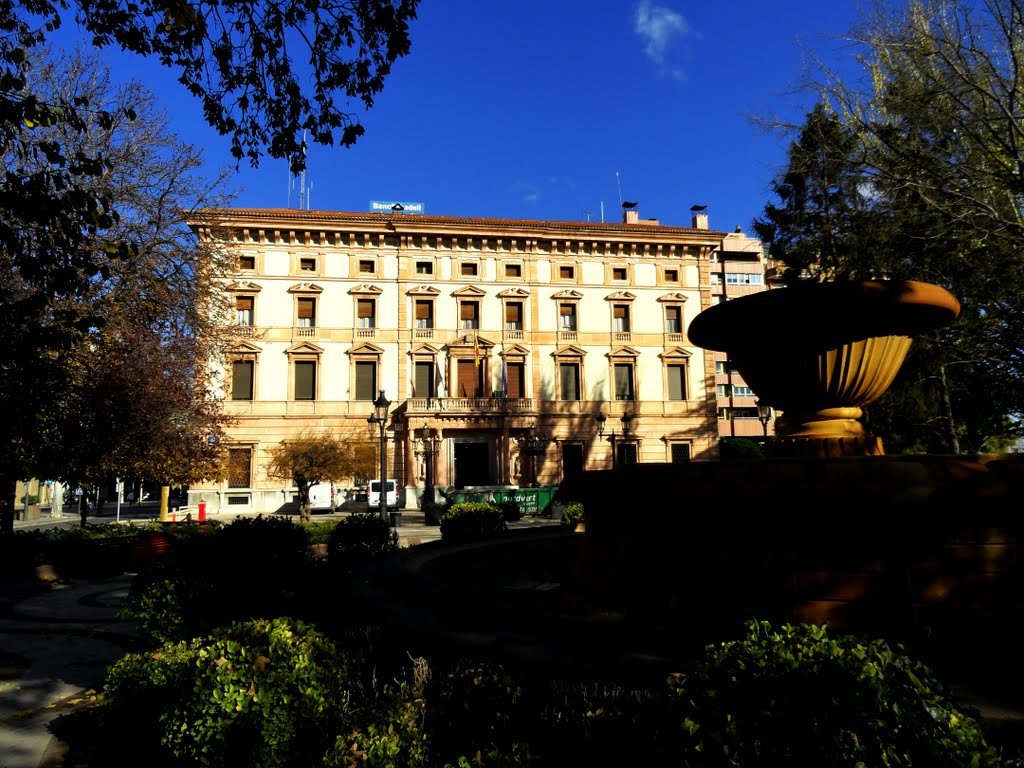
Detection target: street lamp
<box><xmin>756</xmin><ymin>400</ymin><xmax>773</xmax><ymax>437</ymax></box>
<box><xmin>367</xmin><ymin>389</ymin><xmax>391</xmax><ymax>524</ymax></box>
<box><xmin>514</xmin><ymin>426</ymin><xmax>551</xmax><ymax>487</ymax></box>
<box><xmin>595</xmin><ymin>410</ymin><xmax>633</xmax><ymax>466</ymax></box>
<box><xmin>415</xmin><ymin>422</ymin><xmax>442</xmax><ymax>505</ymax></box>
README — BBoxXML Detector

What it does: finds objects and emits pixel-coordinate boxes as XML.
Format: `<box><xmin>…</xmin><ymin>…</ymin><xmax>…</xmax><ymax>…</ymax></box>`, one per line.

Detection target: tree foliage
<box><xmin>755</xmin><ymin>0</ymin><xmax>1024</xmax><ymax>453</ymax></box>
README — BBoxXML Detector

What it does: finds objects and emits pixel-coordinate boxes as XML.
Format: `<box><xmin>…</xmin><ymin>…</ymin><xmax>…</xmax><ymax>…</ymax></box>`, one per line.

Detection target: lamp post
<box><xmin>415</xmin><ymin>422</ymin><xmax>441</xmax><ymax>505</ymax></box>
<box><xmin>756</xmin><ymin>400</ymin><xmax>773</xmax><ymax>437</ymax></box>
<box><xmin>595</xmin><ymin>411</ymin><xmax>633</xmax><ymax>466</ymax></box>
<box><xmin>367</xmin><ymin>389</ymin><xmax>391</xmax><ymax>524</ymax></box>
<box><xmin>514</xmin><ymin>426</ymin><xmax>551</xmax><ymax>487</ymax></box>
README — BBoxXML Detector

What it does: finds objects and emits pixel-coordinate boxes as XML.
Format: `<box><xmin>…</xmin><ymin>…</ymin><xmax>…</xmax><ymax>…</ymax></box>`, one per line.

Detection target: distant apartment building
<box><xmin>189</xmin><ymin>205</ymin><xmax>730</xmax><ymax>513</ymax></box>
<box><xmin>709</xmin><ymin>228</ymin><xmax>773</xmax><ymax>441</ymax></box>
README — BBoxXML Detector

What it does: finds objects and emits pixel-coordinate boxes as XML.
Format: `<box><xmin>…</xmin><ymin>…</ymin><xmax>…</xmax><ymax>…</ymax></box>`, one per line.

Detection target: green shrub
<box><xmin>559</xmin><ymin>502</ymin><xmax>584</xmax><ymax>528</ymax></box>
<box><xmin>497</xmin><ymin>498</ymin><xmax>521</xmax><ymax>522</ymax></box>
<box><xmin>718</xmin><ymin>436</ymin><xmax>766</xmax><ymax>460</ymax></box>
<box><xmin>302</xmin><ymin>519</ymin><xmax>339</xmax><ymax>545</ymax></box>
<box><xmin>327</xmin><ymin>511</ymin><xmax>399</xmax><ymax>575</ymax></box>
<box><xmin>439</xmin><ymin>502</ymin><xmax>506</xmax><ymax>544</ymax></box>
<box><xmin>668</xmin><ymin>620</ymin><xmax>1017</xmax><ymax>767</ymax></box>
<box><xmin>102</xmin><ymin>617</ymin><xmax>364</xmax><ymax>768</ymax></box>
<box><xmin>421</xmin><ymin>501</ymin><xmax>449</xmax><ymax>526</ymax></box>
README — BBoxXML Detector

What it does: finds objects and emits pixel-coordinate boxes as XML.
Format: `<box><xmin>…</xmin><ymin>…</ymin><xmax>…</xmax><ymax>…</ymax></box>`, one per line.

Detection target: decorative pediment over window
<box><xmin>499</xmin><ymin>344</ymin><xmax>530</xmax><ymax>358</ymax></box>
<box><xmin>657</xmin><ymin>292</ymin><xmax>689</xmax><ymax>303</ymax></box>
<box><xmin>606</xmin><ymin>346</ymin><xmax>640</xmax><ymax>359</ymax></box>
<box><xmin>346</xmin><ymin>342</ymin><xmax>384</xmax><ymax>356</ymax></box>
<box><xmin>348</xmin><ymin>284</ymin><xmax>383</xmax><ymax>295</ymax></box>
<box><xmin>228</xmin><ymin>340</ymin><xmax>263</xmax><ymax>355</ymax></box>
<box><xmin>287</xmin><ymin>282</ymin><xmax>323</xmax><ymax>294</ymax></box>
<box><xmin>286</xmin><ymin>341</ymin><xmax>324</xmax><ymax>355</ymax></box>
<box><xmin>552</xmin><ymin>344</ymin><xmax>586</xmax><ymax>358</ymax></box>
<box><xmin>551</xmin><ymin>289</ymin><xmax>583</xmax><ymax>300</ymax></box>
<box><xmin>447</xmin><ymin>334</ymin><xmax>495</xmax><ymax>350</ymax></box>
<box><xmin>605</xmin><ymin>291</ymin><xmax>636</xmax><ymax>302</ymax></box>
<box><xmin>497</xmin><ymin>287</ymin><xmax>530</xmax><ymax>298</ymax></box>
<box><xmin>659</xmin><ymin>346</ymin><xmax>692</xmax><ymax>361</ymax></box>
<box><xmin>407</xmin><ymin>285</ymin><xmax>441</xmax><ymax>296</ymax></box>
<box><xmin>408</xmin><ymin>342</ymin><xmax>440</xmax><ymax>356</ymax></box>
<box><xmin>453</xmin><ymin>285</ymin><xmax>487</xmax><ymax>297</ymax></box>
<box><xmin>223</xmin><ymin>281</ymin><xmax>263</xmax><ymax>293</ymax></box>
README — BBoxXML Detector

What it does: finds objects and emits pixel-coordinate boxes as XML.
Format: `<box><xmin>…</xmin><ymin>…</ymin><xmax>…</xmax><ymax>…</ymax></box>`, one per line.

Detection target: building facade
<box><xmin>190</xmin><ymin>207</ymin><xmax>729</xmax><ymax>513</ymax></box>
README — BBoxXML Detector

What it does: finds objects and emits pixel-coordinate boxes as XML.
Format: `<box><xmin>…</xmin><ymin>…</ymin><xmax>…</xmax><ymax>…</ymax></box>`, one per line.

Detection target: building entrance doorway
<box><xmin>453</xmin><ymin>440</ymin><xmax>492</xmax><ymax>487</ymax></box>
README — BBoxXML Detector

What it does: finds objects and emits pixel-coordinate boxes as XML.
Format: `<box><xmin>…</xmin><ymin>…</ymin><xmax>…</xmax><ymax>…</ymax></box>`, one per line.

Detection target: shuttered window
<box><xmin>559</xmin><ymin>363</ymin><xmax>580</xmax><ymax>401</ymax></box>
<box><xmin>355</xmin><ymin>361</ymin><xmax>376</xmax><ymax>401</ymax></box>
<box><xmin>236</xmin><ymin>296</ymin><xmax>254</xmax><ymax>326</ymax></box>
<box><xmin>505</xmin><ymin>362</ymin><xmax>524</xmax><ymax>398</ymax></box>
<box><xmin>667</xmin><ymin>364</ymin><xmax>686</xmax><ymax>401</ymax></box>
<box><xmin>414</xmin><ymin>361</ymin><xmax>433</xmax><ymax>397</ymax></box>
<box><xmin>231</xmin><ymin>360</ymin><xmax>254</xmax><ymax>401</ymax></box>
<box><xmin>665</xmin><ymin>306</ymin><xmax>681</xmax><ymax>333</ymax></box>
<box><xmin>297</xmin><ymin>297</ymin><xmax>316</xmax><ymax>327</ymax></box>
<box><xmin>415</xmin><ymin>300</ymin><xmax>433</xmax><ymax>328</ymax></box>
<box><xmin>357</xmin><ymin>299</ymin><xmax>375</xmax><ymax>328</ymax></box>
<box><xmin>294</xmin><ymin>361</ymin><xmax>316</xmax><ymax>400</ymax></box>
<box><xmin>457</xmin><ymin>360</ymin><xmax>481</xmax><ymax>397</ymax></box>
<box><xmin>614</xmin><ymin>363</ymin><xmax>634</xmax><ymax>400</ymax></box>
<box><xmin>459</xmin><ymin>301</ymin><xmax>479</xmax><ymax>329</ymax></box>
<box><xmin>505</xmin><ymin>302</ymin><xmax>523</xmax><ymax>330</ymax></box>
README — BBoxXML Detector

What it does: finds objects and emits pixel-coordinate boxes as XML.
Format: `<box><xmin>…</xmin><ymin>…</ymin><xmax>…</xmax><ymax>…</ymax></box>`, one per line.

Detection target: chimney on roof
<box><xmin>691</xmin><ymin>204</ymin><xmax>709</xmax><ymax>230</ymax></box>
<box><xmin>622</xmin><ymin>201</ymin><xmax>639</xmax><ymax>224</ymax></box>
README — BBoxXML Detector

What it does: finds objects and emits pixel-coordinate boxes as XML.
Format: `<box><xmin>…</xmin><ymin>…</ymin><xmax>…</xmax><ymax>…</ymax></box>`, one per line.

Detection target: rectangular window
<box><xmin>559</xmin><ymin>303</ymin><xmax>577</xmax><ymax>331</ymax></box>
<box><xmin>460</xmin><ymin>262</ymin><xmax>478</xmax><ymax>277</ymax></box>
<box><xmin>357</xmin><ymin>298</ymin><xmax>376</xmax><ymax>328</ymax></box>
<box><xmin>717</xmin><ymin>383</ymin><xmax>732</xmax><ymax>397</ymax></box>
<box><xmin>236</xmin><ymin>296</ymin><xmax>254</xmax><ymax>326</ymax></box>
<box><xmin>562</xmin><ymin>443</ymin><xmax>585</xmax><ymax>480</ymax></box>
<box><xmin>231</xmin><ymin>360</ymin><xmax>254</xmax><ymax>401</ymax></box>
<box><xmin>238</xmin><ymin>254</ymin><xmax>256</xmax><ymax>271</ymax></box>
<box><xmin>710</xmin><ymin>273</ymin><xmax>722</xmax><ymax>285</ymax></box>
<box><xmin>414</xmin><ymin>361</ymin><xmax>434</xmax><ymax>397</ymax></box>
<box><xmin>459</xmin><ymin>301</ymin><xmax>479</xmax><ymax>330</ymax></box>
<box><xmin>355</xmin><ymin>361</ymin><xmax>377</xmax><ymax>401</ymax></box>
<box><xmin>665</xmin><ymin>306</ymin><xmax>681</xmax><ymax>333</ymax></box>
<box><xmin>227</xmin><ymin>447</ymin><xmax>252</xmax><ymax>488</ymax></box>
<box><xmin>671</xmin><ymin>443</ymin><xmax>691</xmax><ymax>463</ymax></box>
<box><xmin>505</xmin><ymin>361</ymin><xmax>525</xmax><ymax>398</ymax></box>
<box><xmin>294</xmin><ymin>360</ymin><xmax>316</xmax><ymax>400</ymax></box>
<box><xmin>715</xmin><ymin>361</ymin><xmax>728</xmax><ymax>374</ymax></box>
<box><xmin>613</xmin><ymin>304</ymin><xmax>630</xmax><ymax>333</ymax></box>
<box><xmin>504</xmin><ymin>263</ymin><xmax>522</xmax><ymax>278</ymax></box>
<box><xmin>415</xmin><ymin>300</ymin><xmax>433</xmax><ymax>328</ymax></box>
<box><xmin>733</xmin><ymin>385</ymin><xmax>755</xmax><ymax>397</ymax></box>
<box><xmin>299</xmin><ymin>257</ymin><xmax>317</xmax><ymax>272</ymax></box>
<box><xmin>612</xmin><ymin>267</ymin><xmax>627</xmax><ymax>281</ymax></box>
<box><xmin>664</xmin><ymin>268</ymin><xmax>679</xmax><ymax>283</ymax></box>
<box><xmin>505</xmin><ymin>301</ymin><xmax>523</xmax><ymax>330</ymax></box>
<box><xmin>297</xmin><ymin>297</ymin><xmax>316</xmax><ymax>327</ymax></box>
<box><xmin>614</xmin><ymin>363</ymin><xmax>634</xmax><ymax>400</ymax></box>
<box><xmin>559</xmin><ymin>363</ymin><xmax>581</xmax><ymax>401</ymax></box>
<box><xmin>416</xmin><ymin>261</ymin><xmax>433</xmax><ymax>275</ymax></box>
<box><xmin>457</xmin><ymin>359</ymin><xmax>482</xmax><ymax>397</ymax></box>
<box><xmin>359</xmin><ymin>259</ymin><xmax>376</xmax><ymax>274</ymax></box>
<box><xmin>667</xmin><ymin>364</ymin><xmax>686</xmax><ymax>401</ymax></box>
<box><xmin>617</xmin><ymin>443</ymin><xmax>638</xmax><ymax>465</ymax></box>
<box><xmin>559</xmin><ymin>265</ymin><xmax>575</xmax><ymax>280</ymax></box>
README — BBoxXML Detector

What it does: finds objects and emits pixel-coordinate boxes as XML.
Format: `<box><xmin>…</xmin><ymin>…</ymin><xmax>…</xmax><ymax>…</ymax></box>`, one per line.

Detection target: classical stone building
<box><xmin>189</xmin><ymin>205</ymin><xmax>731</xmax><ymax>513</ymax></box>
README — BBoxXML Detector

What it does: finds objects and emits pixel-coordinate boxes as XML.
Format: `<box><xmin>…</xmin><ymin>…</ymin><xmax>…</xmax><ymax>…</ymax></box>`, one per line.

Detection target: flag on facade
<box><xmin>474</xmin><ymin>330</ymin><xmax>480</xmax><ymax>367</ymax></box>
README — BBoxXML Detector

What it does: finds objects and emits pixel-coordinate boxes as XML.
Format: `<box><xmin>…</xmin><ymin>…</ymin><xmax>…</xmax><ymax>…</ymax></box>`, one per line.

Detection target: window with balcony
<box><xmin>414</xmin><ymin>361</ymin><xmax>434</xmax><ymax>397</ymax></box>
<box><xmin>296</xmin><ymin>297</ymin><xmax>316</xmax><ymax>327</ymax></box>
<box><xmin>665</xmin><ymin>305</ymin><xmax>681</xmax><ymax>334</ymax></box>
<box><xmin>414</xmin><ymin>299</ymin><xmax>433</xmax><ymax>329</ymax></box>
<box><xmin>612</xmin><ymin>304</ymin><xmax>630</xmax><ymax>333</ymax></box>
<box><xmin>231</xmin><ymin>360</ymin><xmax>254</xmax><ymax>400</ymax></box>
<box><xmin>505</xmin><ymin>361</ymin><xmax>525</xmax><ymax>398</ymax></box>
<box><xmin>456</xmin><ymin>359</ymin><xmax>482</xmax><ymax>397</ymax></box>
<box><xmin>294</xmin><ymin>360</ymin><xmax>317</xmax><ymax>400</ymax></box>
<box><xmin>559</xmin><ymin>302</ymin><xmax>577</xmax><ymax>331</ymax></box>
<box><xmin>614</xmin><ymin>363</ymin><xmax>635</xmax><ymax>400</ymax></box>
<box><xmin>459</xmin><ymin>300</ymin><xmax>479</xmax><ymax>330</ymax></box>
<box><xmin>559</xmin><ymin>362</ymin><xmax>581</xmax><ymax>401</ymax></box>
<box><xmin>356</xmin><ymin>298</ymin><xmax>376</xmax><ymax>329</ymax></box>
<box><xmin>505</xmin><ymin>301</ymin><xmax>523</xmax><ymax>331</ymax></box>
<box><xmin>236</xmin><ymin>295</ymin><xmax>254</xmax><ymax>326</ymax></box>
<box><xmin>355</xmin><ymin>361</ymin><xmax>377</xmax><ymax>401</ymax></box>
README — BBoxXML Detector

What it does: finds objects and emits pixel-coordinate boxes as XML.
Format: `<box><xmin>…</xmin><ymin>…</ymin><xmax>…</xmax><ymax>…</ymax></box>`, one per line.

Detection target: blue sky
<box><xmin>58</xmin><ymin>1</ymin><xmax>868</xmax><ymax>235</ymax></box>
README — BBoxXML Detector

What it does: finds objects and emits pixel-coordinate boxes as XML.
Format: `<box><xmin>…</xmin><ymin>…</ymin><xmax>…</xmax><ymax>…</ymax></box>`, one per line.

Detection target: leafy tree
<box><xmin>266</xmin><ymin>429</ymin><xmax>364</xmax><ymax>522</ymax></box>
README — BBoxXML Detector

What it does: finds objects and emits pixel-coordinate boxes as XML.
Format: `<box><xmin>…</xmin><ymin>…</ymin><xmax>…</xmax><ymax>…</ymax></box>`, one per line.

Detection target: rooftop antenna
<box><xmin>615</xmin><ymin>171</ymin><xmax>623</xmax><ymax>208</ymax></box>
<box><xmin>298</xmin><ymin>131</ymin><xmax>308</xmax><ymax>210</ymax></box>
<box><xmin>582</xmin><ymin>208</ymin><xmax>592</xmax><ymax>222</ymax></box>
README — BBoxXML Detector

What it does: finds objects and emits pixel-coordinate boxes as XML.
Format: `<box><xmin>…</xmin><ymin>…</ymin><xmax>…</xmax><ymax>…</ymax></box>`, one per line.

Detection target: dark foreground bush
<box><xmin>668</xmin><ymin>620</ymin><xmax>1020</xmax><ymax>767</ymax></box>
<box><xmin>327</xmin><ymin>511</ymin><xmax>399</xmax><ymax>575</ymax></box>
<box><xmin>439</xmin><ymin>502</ymin><xmax>506</xmax><ymax>543</ymax></box>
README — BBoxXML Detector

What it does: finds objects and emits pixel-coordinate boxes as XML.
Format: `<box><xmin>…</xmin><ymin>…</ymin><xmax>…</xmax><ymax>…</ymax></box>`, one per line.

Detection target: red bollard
<box><xmin>197</xmin><ymin>500</ymin><xmax>206</xmax><ymax>522</ymax></box>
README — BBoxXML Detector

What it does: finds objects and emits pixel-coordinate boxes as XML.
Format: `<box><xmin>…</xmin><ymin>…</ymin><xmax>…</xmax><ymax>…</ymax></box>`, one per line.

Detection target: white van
<box><xmin>367</xmin><ymin>479</ymin><xmax>397</xmax><ymax>510</ymax></box>
<box><xmin>306</xmin><ymin>482</ymin><xmax>337</xmax><ymax>512</ymax></box>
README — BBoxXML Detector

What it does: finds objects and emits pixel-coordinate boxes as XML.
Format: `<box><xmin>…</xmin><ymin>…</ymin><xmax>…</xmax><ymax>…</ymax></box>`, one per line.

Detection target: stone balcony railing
<box><xmin>406</xmin><ymin>397</ymin><xmax>535</xmax><ymax>414</ymax></box>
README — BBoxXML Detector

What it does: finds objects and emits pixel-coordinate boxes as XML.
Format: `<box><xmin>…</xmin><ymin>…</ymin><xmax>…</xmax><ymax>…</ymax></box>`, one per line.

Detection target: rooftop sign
<box><xmin>370</xmin><ymin>200</ymin><xmax>425</xmax><ymax>214</ymax></box>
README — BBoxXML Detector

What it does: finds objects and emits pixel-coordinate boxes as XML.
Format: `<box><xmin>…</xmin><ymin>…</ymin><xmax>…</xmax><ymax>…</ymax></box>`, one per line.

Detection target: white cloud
<box><xmin>633</xmin><ymin>1</ymin><xmax>697</xmax><ymax>71</ymax></box>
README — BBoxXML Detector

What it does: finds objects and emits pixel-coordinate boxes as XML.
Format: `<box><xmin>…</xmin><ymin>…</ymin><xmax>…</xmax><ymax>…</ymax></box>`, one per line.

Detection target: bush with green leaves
<box><xmin>421</xmin><ymin>501</ymin><xmax>449</xmax><ymax>526</ymax></box>
<box><xmin>497</xmin><ymin>499</ymin><xmax>521</xmax><ymax>522</ymax></box>
<box><xmin>327</xmin><ymin>511</ymin><xmax>399</xmax><ymax>575</ymax></box>
<box><xmin>559</xmin><ymin>502</ymin><xmax>584</xmax><ymax>528</ymax></box>
<box><xmin>439</xmin><ymin>502</ymin><xmax>507</xmax><ymax>544</ymax></box>
<box><xmin>119</xmin><ymin>516</ymin><xmax>315</xmax><ymax>645</ymax></box>
<box><xmin>101</xmin><ymin>617</ymin><xmax>368</xmax><ymax>768</ymax></box>
<box><xmin>301</xmin><ymin>519</ymin><xmax>339</xmax><ymax>545</ymax></box>
<box><xmin>668</xmin><ymin>620</ymin><xmax>1019</xmax><ymax>767</ymax></box>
